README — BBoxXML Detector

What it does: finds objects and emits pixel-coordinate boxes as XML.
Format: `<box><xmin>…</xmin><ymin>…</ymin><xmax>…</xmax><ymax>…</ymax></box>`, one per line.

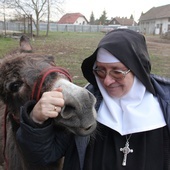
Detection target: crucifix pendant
<box><xmin>120</xmin><ymin>141</ymin><xmax>133</xmax><ymax>166</ymax></box>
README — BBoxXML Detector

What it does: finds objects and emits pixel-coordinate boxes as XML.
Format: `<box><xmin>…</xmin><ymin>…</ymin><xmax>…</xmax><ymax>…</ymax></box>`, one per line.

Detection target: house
<box><xmin>100</xmin><ymin>17</ymin><xmax>139</xmax><ymax>33</ymax></box>
<box><xmin>57</xmin><ymin>13</ymin><xmax>88</xmax><ymax>25</ymax></box>
<box><xmin>108</xmin><ymin>17</ymin><xmax>137</xmax><ymax>27</ymax></box>
<box><xmin>139</xmin><ymin>4</ymin><xmax>170</xmax><ymax>35</ymax></box>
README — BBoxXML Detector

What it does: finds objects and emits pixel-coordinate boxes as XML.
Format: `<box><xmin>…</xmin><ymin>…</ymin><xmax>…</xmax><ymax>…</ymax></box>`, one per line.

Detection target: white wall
<box><xmin>158</xmin><ymin>18</ymin><xmax>169</xmax><ymax>34</ymax></box>
<box><xmin>139</xmin><ymin>18</ymin><xmax>170</xmax><ymax>35</ymax></box>
<box><xmin>74</xmin><ymin>17</ymin><xmax>88</xmax><ymax>25</ymax></box>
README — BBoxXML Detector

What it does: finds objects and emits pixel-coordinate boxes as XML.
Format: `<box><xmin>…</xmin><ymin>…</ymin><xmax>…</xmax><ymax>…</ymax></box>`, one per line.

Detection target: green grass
<box><xmin>0</xmin><ymin>37</ymin><xmax>19</xmax><ymax>57</ymax></box>
<box><xmin>30</xmin><ymin>32</ymin><xmax>105</xmax><ymax>86</ymax></box>
<box><xmin>0</xmin><ymin>32</ymin><xmax>170</xmax><ymax>86</ymax></box>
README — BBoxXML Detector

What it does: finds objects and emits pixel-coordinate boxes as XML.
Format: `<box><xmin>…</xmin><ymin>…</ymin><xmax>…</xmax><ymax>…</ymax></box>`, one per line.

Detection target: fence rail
<box><xmin>0</xmin><ymin>21</ymin><xmax>140</xmax><ymax>34</ymax></box>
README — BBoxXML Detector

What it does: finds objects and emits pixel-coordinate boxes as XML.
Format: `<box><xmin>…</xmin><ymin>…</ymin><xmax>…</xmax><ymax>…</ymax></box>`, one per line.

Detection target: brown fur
<box><xmin>0</xmin><ymin>35</ymin><xmax>96</xmax><ymax>170</ymax></box>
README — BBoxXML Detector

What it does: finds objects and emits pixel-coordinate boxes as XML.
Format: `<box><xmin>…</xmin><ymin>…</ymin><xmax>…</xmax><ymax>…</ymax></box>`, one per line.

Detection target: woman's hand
<box><xmin>30</xmin><ymin>88</ymin><xmax>64</xmax><ymax>124</ymax></box>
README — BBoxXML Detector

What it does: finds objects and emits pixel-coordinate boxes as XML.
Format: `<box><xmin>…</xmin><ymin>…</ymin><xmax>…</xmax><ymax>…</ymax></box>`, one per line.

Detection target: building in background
<box><xmin>57</xmin><ymin>13</ymin><xmax>88</xmax><ymax>25</ymax></box>
<box><xmin>108</xmin><ymin>17</ymin><xmax>137</xmax><ymax>27</ymax></box>
<box><xmin>139</xmin><ymin>4</ymin><xmax>170</xmax><ymax>35</ymax></box>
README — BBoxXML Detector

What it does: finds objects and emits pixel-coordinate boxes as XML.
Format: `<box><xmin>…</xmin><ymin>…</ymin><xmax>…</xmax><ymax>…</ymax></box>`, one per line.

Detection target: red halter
<box><xmin>31</xmin><ymin>66</ymin><xmax>72</xmax><ymax>102</ymax></box>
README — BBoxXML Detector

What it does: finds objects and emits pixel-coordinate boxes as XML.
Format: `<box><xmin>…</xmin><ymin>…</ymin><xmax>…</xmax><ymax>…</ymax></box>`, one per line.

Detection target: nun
<box><xmin>81</xmin><ymin>29</ymin><xmax>170</xmax><ymax>170</ymax></box>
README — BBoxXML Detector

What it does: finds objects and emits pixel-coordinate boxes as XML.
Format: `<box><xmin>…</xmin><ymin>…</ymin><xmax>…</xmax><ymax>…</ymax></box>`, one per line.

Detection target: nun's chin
<box><xmin>105</xmin><ymin>86</ymin><xmax>124</xmax><ymax>98</ymax></box>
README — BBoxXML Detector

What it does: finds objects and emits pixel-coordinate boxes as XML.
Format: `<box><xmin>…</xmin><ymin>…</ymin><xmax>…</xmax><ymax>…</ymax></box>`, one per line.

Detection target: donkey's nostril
<box><xmin>60</xmin><ymin>105</ymin><xmax>76</xmax><ymax>119</ymax></box>
<box><xmin>64</xmin><ymin>105</ymin><xmax>76</xmax><ymax>112</ymax></box>
<box><xmin>85</xmin><ymin>125</ymin><xmax>92</xmax><ymax>131</ymax></box>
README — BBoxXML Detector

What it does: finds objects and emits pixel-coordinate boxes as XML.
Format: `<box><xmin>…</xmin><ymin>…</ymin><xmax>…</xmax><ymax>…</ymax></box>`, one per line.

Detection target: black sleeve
<box><xmin>16</xmin><ymin>100</ymin><xmax>72</xmax><ymax>166</ymax></box>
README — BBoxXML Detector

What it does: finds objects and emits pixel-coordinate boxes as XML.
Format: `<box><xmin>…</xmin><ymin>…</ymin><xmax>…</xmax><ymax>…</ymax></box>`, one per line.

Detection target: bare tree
<box><xmin>6</xmin><ymin>0</ymin><xmax>65</xmax><ymax>36</ymax></box>
<box><xmin>0</xmin><ymin>0</ymin><xmax>6</xmax><ymax>36</ymax></box>
<box><xmin>46</xmin><ymin>0</ymin><xmax>64</xmax><ymax>36</ymax></box>
<box><xmin>11</xmin><ymin>0</ymin><xmax>48</xmax><ymax>36</ymax></box>
<box><xmin>0</xmin><ymin>0</ymin><xmax>12</xmax><ymax>37</ymax></box>
<box><xmin>46</xmin><ymin>0</ymin><xmax>50</xmax><ymax>36</ymax></box>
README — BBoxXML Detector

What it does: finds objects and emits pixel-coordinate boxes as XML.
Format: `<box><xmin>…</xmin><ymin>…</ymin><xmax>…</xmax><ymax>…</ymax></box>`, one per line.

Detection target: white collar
<box><xmin>96</xmin><ymin>76</ymin><xmax>166</xmax><ymax>135</ymax></box>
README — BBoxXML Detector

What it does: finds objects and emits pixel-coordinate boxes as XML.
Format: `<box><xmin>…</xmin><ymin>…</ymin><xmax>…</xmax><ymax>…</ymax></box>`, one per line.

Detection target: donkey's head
<box><xmin>0</xmin><ymin>36</ymin><xmax>97</xmax><ymax>136</ymax></box>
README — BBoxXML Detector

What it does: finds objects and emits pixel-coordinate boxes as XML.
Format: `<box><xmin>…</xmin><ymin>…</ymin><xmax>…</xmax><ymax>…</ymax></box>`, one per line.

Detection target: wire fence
<box><xmin>0</xmin><ymin>21</ymin><xmax>140</xmax><ymax>35</ymax></box>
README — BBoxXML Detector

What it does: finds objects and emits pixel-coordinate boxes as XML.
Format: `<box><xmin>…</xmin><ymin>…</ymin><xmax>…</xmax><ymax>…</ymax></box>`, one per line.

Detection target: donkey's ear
<box><xmin>20</xmin><ymin>35</ymin><xmax>33</xmax><ymax>53</ymax></box>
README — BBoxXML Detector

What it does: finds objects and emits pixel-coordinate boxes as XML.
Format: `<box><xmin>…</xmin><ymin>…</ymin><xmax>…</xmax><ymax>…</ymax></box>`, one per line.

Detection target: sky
<box><xmin>62</xmin><ymin>0</ymin><xmax>170</xmax><ymax>22</ymax></box>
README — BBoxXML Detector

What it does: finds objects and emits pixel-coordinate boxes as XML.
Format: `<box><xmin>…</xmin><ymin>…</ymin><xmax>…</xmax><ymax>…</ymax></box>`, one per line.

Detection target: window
<box><xmin>168</xmin><ymin>24</ymin><xmax>170</xmax><ymax>31</ymax></box>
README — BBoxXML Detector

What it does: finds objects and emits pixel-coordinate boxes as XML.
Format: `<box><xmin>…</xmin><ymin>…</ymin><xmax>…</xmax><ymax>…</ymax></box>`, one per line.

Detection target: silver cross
<box><xmin>120</xmin><ymin>141</ymin><xmax>133</xmax><ymax>166</ymax></box>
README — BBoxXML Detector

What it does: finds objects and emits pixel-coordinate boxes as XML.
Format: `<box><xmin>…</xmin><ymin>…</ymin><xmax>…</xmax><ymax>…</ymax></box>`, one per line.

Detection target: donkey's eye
<box><xmin>9</xmin><ymin>81</ymin><xmax>23</xmax><ymax>92</ymax></box>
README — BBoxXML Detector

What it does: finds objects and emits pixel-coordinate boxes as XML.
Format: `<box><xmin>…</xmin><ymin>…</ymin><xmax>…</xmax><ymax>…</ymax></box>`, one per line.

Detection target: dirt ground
<box><xmin>146</xmin><ymin>35</ymin><xmax>170</xmax><ymax>56</ymax></box>
<box><xmin>144</xmin><ymin>35</ymin><xmax>170</xmax><ymax>78</ymax></box>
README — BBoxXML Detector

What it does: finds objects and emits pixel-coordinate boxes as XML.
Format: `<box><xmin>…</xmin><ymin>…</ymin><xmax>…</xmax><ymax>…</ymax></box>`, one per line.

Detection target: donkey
<box><xmin>0</xmin><ymin>35</ymin><xmax>97</xmax><ymax>170</ymax></box>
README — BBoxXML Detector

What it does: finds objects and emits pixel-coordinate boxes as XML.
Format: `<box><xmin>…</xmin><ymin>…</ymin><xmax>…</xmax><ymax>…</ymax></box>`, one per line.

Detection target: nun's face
<box><xmin>95</xmin><ymin>61</ymin><xmax>134</xmax><ymax>98</ymax></box>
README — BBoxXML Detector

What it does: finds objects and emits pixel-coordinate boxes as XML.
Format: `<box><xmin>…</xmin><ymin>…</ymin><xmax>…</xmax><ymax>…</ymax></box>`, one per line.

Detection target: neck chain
<box><xmin>120</xmin><ymin>134</ymin><xmax>133</xmax><ymax>166</ymax></box>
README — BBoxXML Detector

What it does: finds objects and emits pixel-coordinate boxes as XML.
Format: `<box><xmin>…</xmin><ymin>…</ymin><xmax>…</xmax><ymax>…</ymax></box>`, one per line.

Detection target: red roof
<box><xmin>57</xmin><ymin>13</ymin><xmax>87</xmax><ymax>24</ymax></box>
